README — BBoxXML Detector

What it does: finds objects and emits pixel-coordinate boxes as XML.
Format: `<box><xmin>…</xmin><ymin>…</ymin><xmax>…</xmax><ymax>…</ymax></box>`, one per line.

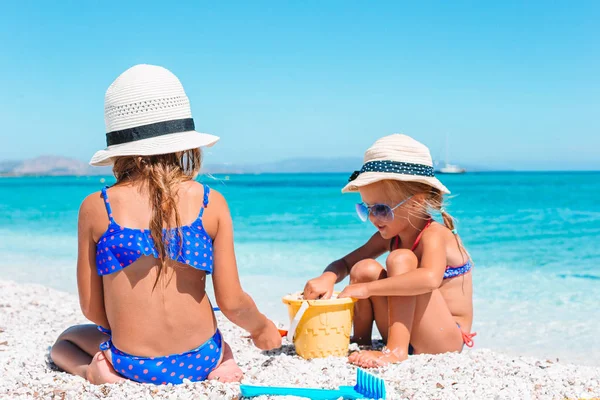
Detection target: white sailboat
<box><xmin>438</xmin><ymin>163</ymin><xmax>466</xmax><ymax>174</ymax></box>
<box><xmin>436</xmin><ymin>134</ymin><xmax>466</xmax><ymax>174</ymax></box>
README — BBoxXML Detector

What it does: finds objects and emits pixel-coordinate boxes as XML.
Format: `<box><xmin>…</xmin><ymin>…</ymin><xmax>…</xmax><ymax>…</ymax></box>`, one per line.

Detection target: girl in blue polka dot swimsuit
<box><xmin>50</xmin><ymin>65</ymin><xmax>281</xmax><ymax>385</ymax></box>
<box><xmin>91</xmin><ymin>184</ymin><xmax>225</xmax><ymax>384</ymax></box>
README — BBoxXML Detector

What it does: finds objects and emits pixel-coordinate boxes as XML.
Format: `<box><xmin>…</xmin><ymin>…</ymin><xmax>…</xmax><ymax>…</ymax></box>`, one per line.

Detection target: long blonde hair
<box><xmin>382</xmin><ymin>180</ymin><xmax>471</xmax><ymax>263</ymax></box>
<box><xmin>112</xmin><ymin>149</ymin><xmax>202</xmax><ymax>285</ymax></box>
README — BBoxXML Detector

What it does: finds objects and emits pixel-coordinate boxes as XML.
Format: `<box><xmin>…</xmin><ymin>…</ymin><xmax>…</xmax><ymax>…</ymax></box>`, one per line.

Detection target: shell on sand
<box><xmin>1</xmin><ymin>280</ymin><xmax>600</xmax><ymax>399</ymax></box>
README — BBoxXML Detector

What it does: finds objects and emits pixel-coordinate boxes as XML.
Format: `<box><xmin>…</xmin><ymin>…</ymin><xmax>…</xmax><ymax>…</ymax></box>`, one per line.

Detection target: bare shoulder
<box><xmin>422</xmin><ymin>221</ymin><xmax>468</xmax><ymax>263</ymax></box>
<box><xmin>421</xmin><ymin>221</ymin><xmax>454</xmax><ymax>244</ymax></box>
<box><xmin>79</xmin><ymin>191</ymin><xmax>110</xmax><ymax>239</ymax></box>
<box><xmin>184</xmin><ymin>181</ymin><xmax>226</xmax><ymax>206</ymax></box>
<box><xmin>183</xmin><ymin>180</ymin><xmax>208</xmax><ymax>197</ymax></box>
<box><xmin>206</xmin><ymin>187</ymin><xmax>227</xmax><ymax>208</ymax></box>
<box><xmin>80</xmin><ymin>191</ymin><xmax>106</xmax><ymax>218</ymax></box>
<box><xmin>192</xmin><ymin>183</ymin><xmax>230</xmax><ymax>223</ymax></box>
<box><xmin>203</xmin><ymin>188</ymin><xmax>229</xmax><ymax>215</ymax></box>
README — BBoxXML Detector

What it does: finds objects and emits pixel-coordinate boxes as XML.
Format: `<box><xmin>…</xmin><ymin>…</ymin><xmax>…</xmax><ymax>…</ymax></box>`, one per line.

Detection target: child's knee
<box><xmin>50</xmin><ymin>339</ymin><xmax>82</xmax><ymax>371</ymax></box>
<box><xmin>55</xmin><ymin>324</ymin><xmax>89</xmax><ymax>343</ymax></box>
<box><xmin>50</xmin><ymin>340</ymin><xmax>68</xmax><ymax>365</ymax></box>
<box><xmin>350</xmin><ymin>259</ymin><xmax>385</xmax><ymax>283</ymax></box>
<box><xmin>386</xmin><ymin>249</ymin><xmax>418</xmax><ymax>276</ymax></box>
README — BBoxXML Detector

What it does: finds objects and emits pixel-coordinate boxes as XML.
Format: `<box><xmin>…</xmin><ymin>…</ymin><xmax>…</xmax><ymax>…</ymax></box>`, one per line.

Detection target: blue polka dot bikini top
<box><xmin>96</xmin><ymin>184</ymin><xmax>214</xmax><ymax>276</ymax></box>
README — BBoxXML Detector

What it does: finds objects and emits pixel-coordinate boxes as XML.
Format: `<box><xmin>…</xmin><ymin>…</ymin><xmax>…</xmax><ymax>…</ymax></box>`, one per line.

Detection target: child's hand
<box><xmin>303</xmin><ymin>275</ymin><xmax>335</xmax><ymax>300</ymax></box>
<box><xmin>250</xmin><ymin>318</ymin><xmax>282</xmax><ymax>351</ymax></box>
<box><xmin>338</xmin><ymin>283</ymin><xmax>370</xmax><ymax>300</ymax></box>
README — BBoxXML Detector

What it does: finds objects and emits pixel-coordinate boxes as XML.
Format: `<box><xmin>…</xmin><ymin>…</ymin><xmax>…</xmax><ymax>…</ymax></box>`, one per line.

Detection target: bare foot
<box><xmin>207</xmin><ymin>342</ymin><xmax>243</xmax><ymax>383</ymax></box>
<box><xmin>348</xmin><ymin>347</ymin><xmax>407</xmax><ymax>368</ymax></box>
<box><xmin>86</xmin><ymin>352</ymin><xmax>125</xmax><ymax>385</ymax></box>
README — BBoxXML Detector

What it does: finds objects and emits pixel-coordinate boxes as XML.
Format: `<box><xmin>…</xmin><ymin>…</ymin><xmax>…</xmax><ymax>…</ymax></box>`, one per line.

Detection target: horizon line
<box><xmin>2</xmin><ymin>170</ymin><xmax>600</xmax><ymax>179</ymax></box>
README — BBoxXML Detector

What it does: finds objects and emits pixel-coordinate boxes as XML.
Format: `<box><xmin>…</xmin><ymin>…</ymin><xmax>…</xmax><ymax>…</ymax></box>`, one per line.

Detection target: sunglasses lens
<box><xmin>372</xmin><ymin>204</ymin><xmax>394</xmax><ymax>222</ymax></box>
<box><xmin>355</xmin><ymin>203</ymin><xmax>369</xmax><ymax>222</ymax></box>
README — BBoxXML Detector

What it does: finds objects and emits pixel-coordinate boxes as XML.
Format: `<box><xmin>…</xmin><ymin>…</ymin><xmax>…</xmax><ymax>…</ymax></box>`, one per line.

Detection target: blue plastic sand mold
<box><xmin>239</xmin><ymin>368</ymin><xmax>386</xmax><ymax>399</ymax></box>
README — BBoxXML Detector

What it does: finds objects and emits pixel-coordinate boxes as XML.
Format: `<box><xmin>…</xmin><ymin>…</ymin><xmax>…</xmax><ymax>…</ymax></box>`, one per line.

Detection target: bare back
<box><xmin>87</xmin><ymin>181</ymin><xmax>220</xmax><ymax>356</ymax></box>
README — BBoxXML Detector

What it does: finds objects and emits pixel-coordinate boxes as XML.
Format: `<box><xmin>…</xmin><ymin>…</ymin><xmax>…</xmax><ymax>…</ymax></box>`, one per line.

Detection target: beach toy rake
<box><xmin>239</xmin><ymin>368</ymin><xmax>386</xmax><ymax>399</ymax></box>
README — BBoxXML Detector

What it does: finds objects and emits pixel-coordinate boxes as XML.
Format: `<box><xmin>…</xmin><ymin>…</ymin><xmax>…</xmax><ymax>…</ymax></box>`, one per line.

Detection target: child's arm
<box><xmin>210</xmin><ymin>191</ymin><xmax>281</xmax><ymax>350</ymax></box>
<box><xmin>76</xmin><ymin>195</ymin><xmax>110</xmax><ymax>328</ymax></box>
<box><xmin>304</xmin><ymin>233</ymin><xmax>388</xmax><ymax>299</ymax></box>
<box><xmin>341</xmin><ymin>231</ymin><xmax>447</xmax><ymax>298</ymax></box>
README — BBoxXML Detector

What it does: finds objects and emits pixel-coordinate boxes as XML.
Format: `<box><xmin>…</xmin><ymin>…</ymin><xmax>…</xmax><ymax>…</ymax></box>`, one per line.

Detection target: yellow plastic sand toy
<box><xmin>282</xmin><ymin>292</ymin><xmax>356</xmax><ymax>359</ymax></box>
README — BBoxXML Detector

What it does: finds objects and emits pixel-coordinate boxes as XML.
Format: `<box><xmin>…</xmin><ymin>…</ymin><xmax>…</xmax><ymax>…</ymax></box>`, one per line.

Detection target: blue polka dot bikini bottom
<box><xmin>97</xmin><ymin>326</ymin><xmax>223</xmax><ymax>384</ymax></box>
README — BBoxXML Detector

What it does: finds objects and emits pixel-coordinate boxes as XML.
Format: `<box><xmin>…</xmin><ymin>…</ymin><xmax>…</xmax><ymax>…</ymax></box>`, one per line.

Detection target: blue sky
<box><xmin>0</xmin><ymin>1</ymin><xmax>598</xmax><ymax>170</ymax></box>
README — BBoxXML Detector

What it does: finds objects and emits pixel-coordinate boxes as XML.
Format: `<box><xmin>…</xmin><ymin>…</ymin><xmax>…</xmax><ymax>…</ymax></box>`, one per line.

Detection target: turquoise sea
<box><xmin>1</xmin><ymin>173</ymin><xmax>599</xmax><ymax>365</ymax></box>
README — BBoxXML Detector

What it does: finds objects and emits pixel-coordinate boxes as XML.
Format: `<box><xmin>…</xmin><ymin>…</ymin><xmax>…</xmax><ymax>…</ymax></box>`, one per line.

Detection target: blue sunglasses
<box><xmin>355</xmin><ymin>196</ymin><xmax>413</xmax><ymax>222</ymax></box>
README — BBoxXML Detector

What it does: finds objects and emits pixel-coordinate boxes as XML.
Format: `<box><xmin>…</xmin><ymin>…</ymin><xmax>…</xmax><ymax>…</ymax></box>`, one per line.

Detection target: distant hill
<box><xmin>0</xmin><ymin>156</ymin><xmax>112</xmax><ymax>177</ymax></box>
<box><xmin>0</xmin><ymin>156</ymin><xmax>363</xmax><ymax>177</ymax></box>
<box><xmin>0</xmin><ymin>160</ymin><xmax>20</xmax><ymax>174</ymax></box>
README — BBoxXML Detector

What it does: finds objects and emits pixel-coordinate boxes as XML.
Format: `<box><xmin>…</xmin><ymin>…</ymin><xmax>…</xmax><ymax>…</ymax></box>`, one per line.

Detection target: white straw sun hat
<box><xmin>342</xmin><ymin>134</ymin><xmax>450</xmax><ymax>194</ymax></box>
<box><xmin>90</xmin><ymin>64</ymin><xmax>219</xmax><ymax>166</ymax></box>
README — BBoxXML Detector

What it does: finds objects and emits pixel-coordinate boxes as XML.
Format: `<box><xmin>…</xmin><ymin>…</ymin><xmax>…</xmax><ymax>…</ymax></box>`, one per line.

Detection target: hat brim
<box><xmin>89</xmin><ymin>131</ymin><xmax>220</xmax><ymax>166</ymax></box>
<box><xmin>341</xmin><ymin>171</ymin><xmax>450</xmax><ymax>194</ymax></box>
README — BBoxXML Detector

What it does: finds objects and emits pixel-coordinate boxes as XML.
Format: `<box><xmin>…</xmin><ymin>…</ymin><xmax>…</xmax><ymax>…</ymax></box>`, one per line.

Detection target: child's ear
<box><xmin>410</xmin><ymin>193</ymin><xmax>430</xmax><ymax>214</ymax></box>
<box><xmin>413</xmin><ymin>192</ymin><xmax>428</xmax><ymax>202</ymax></box>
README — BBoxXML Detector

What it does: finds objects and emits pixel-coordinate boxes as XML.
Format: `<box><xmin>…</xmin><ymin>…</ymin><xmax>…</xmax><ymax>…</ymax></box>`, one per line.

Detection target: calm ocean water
<box><xmin>1</xmin><ymin>173</ymin><xmax>599</xmax><ymax>364</ymax></box>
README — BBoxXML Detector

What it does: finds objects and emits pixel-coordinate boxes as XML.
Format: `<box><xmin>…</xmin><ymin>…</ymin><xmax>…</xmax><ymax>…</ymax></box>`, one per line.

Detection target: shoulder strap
<box><xmin>100</xmin><ymin>187</ymin><xmax>115</xmax><ymax>222</ymax></box>
<box><xmin>203</xmin><ymin>184</ymin><xmax>211</xmax><ymax>207</ymax></box>
<box><xmin>198</xmin><ymin>184</ymin><xmax>210</xmax><ymax>217</ymax></box>
<box><xmin>411</xmin><ymin>219</ymin><xmax>433</xmax><ymax>251</ymax></box>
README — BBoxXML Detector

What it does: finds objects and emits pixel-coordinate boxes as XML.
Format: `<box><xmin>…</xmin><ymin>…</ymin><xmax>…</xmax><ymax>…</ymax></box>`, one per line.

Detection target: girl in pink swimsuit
<box><xmin>304</xmin><ymin>134</ymin><xmax>475</xmax><ymax>368</ymax></box>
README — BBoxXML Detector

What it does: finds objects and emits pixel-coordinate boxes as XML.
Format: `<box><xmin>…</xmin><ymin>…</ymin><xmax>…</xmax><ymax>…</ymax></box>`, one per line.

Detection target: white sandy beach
<box><xmin>1</xmin><ymin>279</ymin><xmax>599</xmax><ymax>400</ymax></box>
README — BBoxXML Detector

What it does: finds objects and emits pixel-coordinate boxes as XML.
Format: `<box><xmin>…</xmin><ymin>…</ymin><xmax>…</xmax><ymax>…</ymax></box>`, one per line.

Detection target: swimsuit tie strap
<box><xmin>461</xmin><ymin>330</ymin><xmax>477</xmax><ymax>348</ymax></box>
<box><xmin>97</xmin><ymin>325</ymin><xmax>111</xmax><ymax>335</ymax></box>
<box><xmin>99</xmin><ymin>339</ymin><xmax>112</xmax><ymax>351</ymax></box>
<box><xmin>97</xmin><ymin>325</ymin><xmax>112</xmax><ymax>351</ymax></box>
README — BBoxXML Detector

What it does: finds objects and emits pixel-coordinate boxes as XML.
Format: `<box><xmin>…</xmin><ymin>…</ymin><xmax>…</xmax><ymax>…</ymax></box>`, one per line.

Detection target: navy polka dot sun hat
<box><xmin>342</xmin><ymin>134</ymin><xmax>450</xmax><ymax>194</ymax></box>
